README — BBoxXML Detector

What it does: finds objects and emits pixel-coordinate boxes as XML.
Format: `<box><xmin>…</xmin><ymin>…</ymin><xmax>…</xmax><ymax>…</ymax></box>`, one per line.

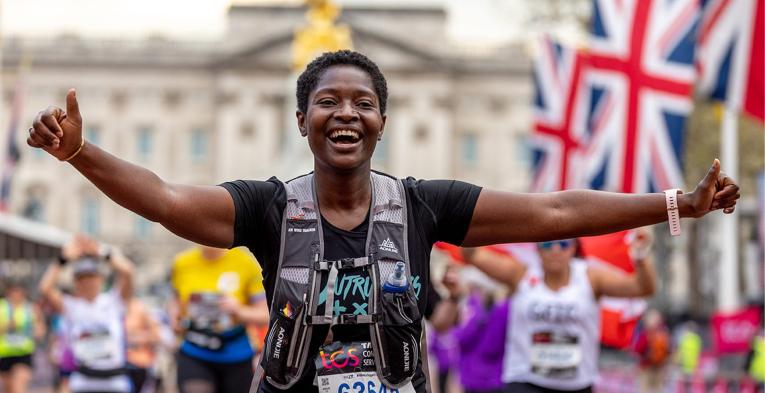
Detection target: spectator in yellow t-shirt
<box><xmin>170</xmin><ymin>246</ymin><xmax>268</xmax><ymax>393</ymax></box>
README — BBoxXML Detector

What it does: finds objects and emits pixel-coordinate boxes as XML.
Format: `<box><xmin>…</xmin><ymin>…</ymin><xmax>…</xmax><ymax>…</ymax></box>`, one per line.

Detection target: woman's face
<box><xmin>297</xmin><ymin>65</ymin><xmax>386</xmax><ymax>172</ymax></box>
<box><xmin>538</xmin><ymin>239</ymin><xmax>576</xmax><ymax>275</ymax></box>
<box><xmin>74</xmin><ymin>274</ymin><xmax>103</xmax><ymax>300</ymax></box>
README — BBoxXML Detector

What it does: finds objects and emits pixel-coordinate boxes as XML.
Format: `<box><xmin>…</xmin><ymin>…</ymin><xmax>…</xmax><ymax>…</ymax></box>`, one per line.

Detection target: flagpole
<box><xmin>0</xmin><ymin>0</ymin><xmax>4</xmax><ymax>153</ymax></box>
<box><xmin>714</xmin><ymin>0</ymin><xmax>755</xmax><ymax>313</ymax></box>
<box><xmin>717</xmin><ymin>106</ymin><xmax>739</xmax><ymax>311</ymax></box>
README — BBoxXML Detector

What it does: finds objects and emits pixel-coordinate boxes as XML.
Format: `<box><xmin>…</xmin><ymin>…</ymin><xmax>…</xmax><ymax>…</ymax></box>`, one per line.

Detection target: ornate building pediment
<box><xmin>214</xmin><ymin>26</ymin><xmax>444</xmax><ymax>74</ymax></box>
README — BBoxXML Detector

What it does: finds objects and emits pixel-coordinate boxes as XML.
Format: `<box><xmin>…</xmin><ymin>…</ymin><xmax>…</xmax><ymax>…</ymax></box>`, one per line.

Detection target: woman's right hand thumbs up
<box><xmin>28</xmin><ymin>88</ymin><xmax>83</xmax><ymax>161</ymax></box>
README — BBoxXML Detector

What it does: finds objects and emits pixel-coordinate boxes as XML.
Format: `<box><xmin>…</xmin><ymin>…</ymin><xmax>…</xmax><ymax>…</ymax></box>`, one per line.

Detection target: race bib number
<box><xmin>315</xmin><ymin>342</ymin><xmax>415</xmax><ymax>393</ymax></box>
<box><xmin>73</xmin><ymin>329</ymin><xmax>115</xmax><ymax>364</ymax></box>
<box><xmin>529</xmin><ymin>331</ymin><xmax>581</xmax><ymax>379</ymax></box>
<box><xmin>319</xmin><ymin>372</ymin><xmax>415</xmax><ymax>393</ymax></box>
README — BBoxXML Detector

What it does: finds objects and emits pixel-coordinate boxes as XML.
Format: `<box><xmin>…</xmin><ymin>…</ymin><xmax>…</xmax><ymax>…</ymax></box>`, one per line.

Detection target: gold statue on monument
<box><xmin>292</xmin><ymin>0</ymin><xmax>353</xmax><ymax>71</ymax></box>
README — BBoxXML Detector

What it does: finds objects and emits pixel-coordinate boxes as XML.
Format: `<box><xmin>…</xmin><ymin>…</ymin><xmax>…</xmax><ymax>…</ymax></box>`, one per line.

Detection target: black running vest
<box><xmin>251</xmin><ymin>173</ymin><xmax>425</xmax><ymax>391</ymax></box>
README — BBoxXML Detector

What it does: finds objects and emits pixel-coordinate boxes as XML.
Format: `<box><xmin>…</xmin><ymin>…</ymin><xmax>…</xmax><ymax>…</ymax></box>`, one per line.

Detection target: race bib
<box><xmin>315</xmin><ymin>342</ymin><xmax>416</xmax><ymax>393</ymax></box>
<box><xmin>73</xmin><ymin>329</ymin><xmax>115</xmax><ymax>364</ymax></box>
<box><xmin>529</xmin><ymin>331</ymin><xmax>581</xmax><ymax>379</ymax></box>
<box><xmin>187</xmin><ymin>292</ymin><xmax>232</xmax><ymax>332</ymax></box>
<box><xmin>5</xmin><ymin>333</ymin><xmax>29</xmax><ymax>347</ymax></box>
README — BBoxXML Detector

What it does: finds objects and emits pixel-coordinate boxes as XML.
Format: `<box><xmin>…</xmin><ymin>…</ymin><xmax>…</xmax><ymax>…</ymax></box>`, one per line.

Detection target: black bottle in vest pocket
<box><xmin>262</xmin><ymin>302</ymin><xmax>302</xmax><ymax>385</ymax></box>
<box><xmin>377</xmin><ymin>281</ymin><xmax>421</xmax><ymax>386</ymax></box>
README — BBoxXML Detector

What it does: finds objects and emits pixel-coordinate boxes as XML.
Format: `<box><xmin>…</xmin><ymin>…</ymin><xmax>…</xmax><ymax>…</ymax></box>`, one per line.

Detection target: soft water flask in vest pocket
<box><xmin>379</xmin><ymin>262</ymin><xmax>422</xmax><ymax>386</ymax></box>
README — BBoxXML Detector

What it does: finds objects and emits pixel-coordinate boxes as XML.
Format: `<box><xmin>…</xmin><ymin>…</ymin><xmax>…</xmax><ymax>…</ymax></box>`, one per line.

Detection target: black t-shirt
<box><xmin>221</xmin><ymin>174</ymin><xmax>481</xmax><ymax>393</ymax></box>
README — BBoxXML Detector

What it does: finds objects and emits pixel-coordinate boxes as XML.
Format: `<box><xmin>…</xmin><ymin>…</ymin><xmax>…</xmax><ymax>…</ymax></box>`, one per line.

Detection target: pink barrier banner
<box><xmin>711</xmin><ymin>306</ymin><xmax>762</xmax><ymax>354</ymax></box>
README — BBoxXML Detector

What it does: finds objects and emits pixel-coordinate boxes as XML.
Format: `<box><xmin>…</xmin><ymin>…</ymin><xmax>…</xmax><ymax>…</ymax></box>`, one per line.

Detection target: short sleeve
<box><xmin>248</xmin><ymin>258</ymin><xmax>266</xmax><ymax>302</ymax></box>
<box><xmin>408</xmin><ymin>179</ymin><xmax>482</xmax><ymax>245</ymax></box>
<box><xmin>219</xmin><ymin>179</ymin><xmax>281</xmax><ymax>249</ymax></box>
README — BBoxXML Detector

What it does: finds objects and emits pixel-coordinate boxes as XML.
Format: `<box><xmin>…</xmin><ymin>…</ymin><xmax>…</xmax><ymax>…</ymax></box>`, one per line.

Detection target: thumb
<box><xmin>66</xmin><ymin>88</ymin><xmax>81</xmax><ymax>123</ymax></box>
<box><xmin>702</xmin><ymin>158</ymin><xmax>721</xmax><ymax>186</ymax></box>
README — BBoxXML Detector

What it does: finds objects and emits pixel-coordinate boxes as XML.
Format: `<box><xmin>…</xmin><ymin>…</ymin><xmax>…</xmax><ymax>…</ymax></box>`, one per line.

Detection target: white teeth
<box><xmin>329</xmin><ymin>129</ymin><xmax>360</xmax><ymax>140</ymax></box>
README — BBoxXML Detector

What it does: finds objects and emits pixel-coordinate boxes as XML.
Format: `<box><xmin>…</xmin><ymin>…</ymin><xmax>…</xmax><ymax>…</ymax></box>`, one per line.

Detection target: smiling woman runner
<box><xmin>28</xmin><ymin>50</ymin><xmax>739</xmax><ymax>393</ymax></box>
<box><xmin>463</xmin><ymin>230</ymin><xmax>656</xmax><ymax>393</ymax></box>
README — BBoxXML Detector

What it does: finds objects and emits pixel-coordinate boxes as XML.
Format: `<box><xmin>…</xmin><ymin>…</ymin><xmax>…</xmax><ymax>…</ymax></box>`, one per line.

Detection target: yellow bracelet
<box><xmin>62</xmin><ymin>139</ymin><xmax>86</xmax><ymax>162</ymax></box>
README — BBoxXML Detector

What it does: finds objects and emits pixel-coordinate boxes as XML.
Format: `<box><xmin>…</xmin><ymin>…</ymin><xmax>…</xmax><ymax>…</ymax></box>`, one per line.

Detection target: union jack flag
<box><xmin>530</xmin><ymin>0</ymin><xmax>700</xmax><ymax>194</ymax></box>
<box><xmin>528</xmin><ymin>0</ymin><xmax>701</xmax><ymax>348</ymax></box>
<box><xmin>696</xmin><ymin>0</ymin><xmax>764</xmax><ymax>122</ymax></box>
<box><xmin>529</xmin><ymin>36</ymin><xmax>588</xmax><ymax>192</ymax></box>
<box><xmin>577</xmin><ymin>0</ymin><xmax>700</xmax><ymax>194</ymax></box>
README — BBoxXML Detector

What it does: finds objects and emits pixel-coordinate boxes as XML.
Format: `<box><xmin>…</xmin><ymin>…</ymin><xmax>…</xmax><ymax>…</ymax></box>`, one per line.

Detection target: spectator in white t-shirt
<box><xmin>39</xmin><ymin>235</ymin><xmax>134</xmax><ymax>393</ymax></box>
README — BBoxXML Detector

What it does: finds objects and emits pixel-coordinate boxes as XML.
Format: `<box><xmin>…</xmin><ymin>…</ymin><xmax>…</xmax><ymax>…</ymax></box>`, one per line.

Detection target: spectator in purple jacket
<box><xmin>442</xmin><ymin>264</ymin><xmax>510</xmax><ymax>393</ymax></box>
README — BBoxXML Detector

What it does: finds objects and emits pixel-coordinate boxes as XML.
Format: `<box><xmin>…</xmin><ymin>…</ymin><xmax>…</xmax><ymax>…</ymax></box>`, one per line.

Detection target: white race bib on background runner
<box><xmin>5</xmin><ymin>333</ymin><xmax>28</xmax><ymax>347</ymax></box>
<box><xmin>73</xmin><ymin>329</ymin><xmax>116</xmax><ymax>364</ymax></box>
<box><xmin>187</xmin><ymin>292</ymin><xmax>232</xmax><ymax>332</ymax></box>
<box><xmin>315</xmin><ymin>342</ymin><xmax>415</xmax><ymax>393</ymax></box>
<box><xmin>529</xmin><ymin>331</ymin><xmax>581</xmax><ymax>379</ymax></box>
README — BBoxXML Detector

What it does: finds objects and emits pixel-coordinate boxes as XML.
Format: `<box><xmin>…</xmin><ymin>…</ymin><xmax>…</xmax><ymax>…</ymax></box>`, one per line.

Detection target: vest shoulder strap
<box><xmin>370</xmin><ymin>173</ymin><xmax>406</xmax><ymax>225</ymax></box>
<box><xmin>284</xmin><ymin>174</ymin><xmax>317</xmax><ymax>220</ymax></box>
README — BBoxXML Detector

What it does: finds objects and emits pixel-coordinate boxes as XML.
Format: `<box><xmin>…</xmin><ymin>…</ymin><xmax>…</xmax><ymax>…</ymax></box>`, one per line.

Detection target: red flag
<box><xmin>580</xmin><ymin>230</ymin><xmax>647</xmax><ymax>348</ymax></box>
<box><xmin>580</xmin><ymin>230</ymin><xmax>635</xmax><ymax>273</ymax></box>
<box><xmin>433</xmin><ymin>242</ymin><xmax>465</xmax><ymax>264</ymax></box>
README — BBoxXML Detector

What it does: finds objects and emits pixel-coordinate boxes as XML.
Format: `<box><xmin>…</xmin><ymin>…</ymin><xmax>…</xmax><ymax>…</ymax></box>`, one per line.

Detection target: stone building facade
<box><xmin>1</xmin><ymin>4</ymin><xmax>533</xmax><ymax>284</ymax></box>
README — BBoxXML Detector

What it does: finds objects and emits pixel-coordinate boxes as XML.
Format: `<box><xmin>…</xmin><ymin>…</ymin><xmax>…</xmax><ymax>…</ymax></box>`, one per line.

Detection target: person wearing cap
<box><xmin>39</xmin><ymin>235</ymin><xmax>134</xmax><ymax>393</ymax></box>
<box><xmin>0</xmin><ymin>281</ymin><xmax>45</xmax><ymax>393</ymax></box>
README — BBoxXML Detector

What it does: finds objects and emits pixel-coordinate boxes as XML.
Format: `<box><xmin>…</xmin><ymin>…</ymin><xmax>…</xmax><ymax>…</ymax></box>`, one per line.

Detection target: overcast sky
<box><xmin>0</xmin><ymin>0</ymin><xmax>524</xmax><ymax>46</ymax></box>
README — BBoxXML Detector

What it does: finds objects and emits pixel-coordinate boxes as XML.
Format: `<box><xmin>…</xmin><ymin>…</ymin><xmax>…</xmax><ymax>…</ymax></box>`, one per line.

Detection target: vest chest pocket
<box><xmin>263</xmin><ymin>304</ymin><xmax>302</xmax><ymax>385</ymax></box>
<box><xmin>264</xmin><ymin>218</ymin><xmax>319</xmax><ymax>386</ymax></box>
<box><xmin>376</xmin><ymin>279</ymin><xmax>422</xmax><ymax>387</ymax></box>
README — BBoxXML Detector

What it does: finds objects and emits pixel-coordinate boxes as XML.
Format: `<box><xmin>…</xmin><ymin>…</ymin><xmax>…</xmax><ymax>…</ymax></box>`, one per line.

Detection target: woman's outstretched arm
<box><xmin>29</xmin><ymin>89</ymin><xmax>235</xmax><ymax>248</ymax></box>
<box><xmin>462</xmin><ymin>159</ymin><xmax>739</xmax><ymax>246</ymax></box>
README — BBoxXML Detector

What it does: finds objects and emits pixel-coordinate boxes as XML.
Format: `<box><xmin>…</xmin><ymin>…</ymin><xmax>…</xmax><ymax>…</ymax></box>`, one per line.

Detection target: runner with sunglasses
<box><xmin>463</xmin><ymin>230</ymin><xmax>656</xmax><ymax>393</ymax></box>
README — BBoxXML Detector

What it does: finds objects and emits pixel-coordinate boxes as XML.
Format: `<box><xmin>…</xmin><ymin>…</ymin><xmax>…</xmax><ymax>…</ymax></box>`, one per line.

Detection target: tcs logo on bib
<box><xmin>319</xmin><ymin>348</ymin><xmax>360</xmax><ymax>369</ymax></box>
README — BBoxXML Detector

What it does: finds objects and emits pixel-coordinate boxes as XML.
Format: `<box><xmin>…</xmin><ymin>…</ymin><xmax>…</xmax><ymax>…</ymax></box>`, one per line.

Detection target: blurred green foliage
<box><xmin>685</xmin><ymin>101</ymin><xmax>764</xmax><ymax>197</ymax></box>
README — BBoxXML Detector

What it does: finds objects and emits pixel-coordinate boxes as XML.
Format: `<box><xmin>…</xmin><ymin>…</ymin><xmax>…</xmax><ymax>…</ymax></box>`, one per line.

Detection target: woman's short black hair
<box><xmin>296</xmin><ymin>50</ymin><xmax>388</xmax><ymax>114</ymax></box>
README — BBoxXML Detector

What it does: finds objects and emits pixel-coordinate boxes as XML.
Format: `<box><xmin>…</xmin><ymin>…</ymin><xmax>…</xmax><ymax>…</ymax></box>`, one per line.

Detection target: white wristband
<box><xmin>664</xmin><ymin>189</ymin><xmax>682</xmax><ymax>236</ymax></box>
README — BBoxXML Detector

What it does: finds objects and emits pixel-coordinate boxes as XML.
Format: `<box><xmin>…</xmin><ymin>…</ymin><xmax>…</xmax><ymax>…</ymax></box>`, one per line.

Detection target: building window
<box><xmin>191</xmin><ymin>128</ymin><xmax>208</xmax><ymax>163</ymax></box>
<box><xmin>81</xmin><ymin>197</ymin><xmax>100</xmax><ymax>235</ymax></box>
<box><xmin>373</xmin><ymin>136</ymin><xmax>388</xmax><ymax>166</ymax></box>
<box><xmin>460</xmin><ymin>133</ymin><xmax>479</xmax><ymax>169</ymax></box>
<box><xmin>514</xmin><ymin>133</ymin><xmax>531</xmax><ymax>168</ymax></box>
<box><xmin>137</xmin><ymin>126</ymin><xmax>153</xmax><ymax>161</ymax></box>
<box><xmin>134</xmin><ymin>216</ymin><xmax>152</xmax><ymax>239</ymax></box>
<box><xmin>85</xmin><ymin>125</ymin><xmax>100</xmax><ymax>146</ymax></box>
<box><xmin>22</xmin><ymin>197</ymin><xmax>44</xmax><ymax>222</ymax></box>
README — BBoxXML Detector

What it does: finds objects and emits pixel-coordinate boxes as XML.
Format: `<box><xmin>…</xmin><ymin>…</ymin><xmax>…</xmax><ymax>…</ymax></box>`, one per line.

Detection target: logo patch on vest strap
<box><xmin>402</xmin><ymin>341</ymin><xmax>410</xmax><ymax>372</ymax></box>
<box><xmin>273</xmin><ymin>327</ymin><xmax>286</xmax><ymax>359</ymax></box>
<box><xmin>379</xmin><ymin>238</ymin><xmax>399</xmax><ymax>254</ymax></box>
